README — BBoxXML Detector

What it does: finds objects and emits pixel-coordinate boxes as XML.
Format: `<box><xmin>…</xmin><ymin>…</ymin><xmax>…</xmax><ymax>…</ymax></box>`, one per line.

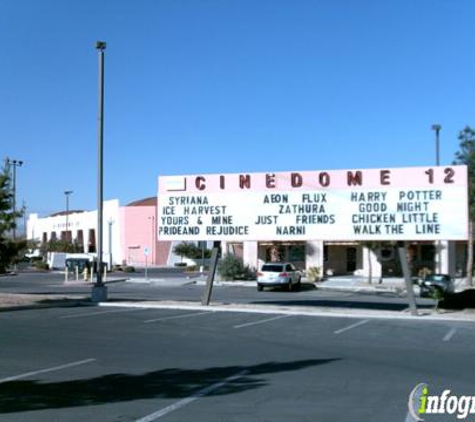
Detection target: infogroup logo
<box><xmin>408</xmin><ymin>383</ymin><xmax>475</xmax><ymax>420</ymax></box>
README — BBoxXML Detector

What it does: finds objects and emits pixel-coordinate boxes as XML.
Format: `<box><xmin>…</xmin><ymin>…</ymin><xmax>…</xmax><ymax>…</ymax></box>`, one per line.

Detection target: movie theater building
<box><xmin>28</xmin><ymin>165</ymin><xmax>469</xmax><ymax>277</ymax></box>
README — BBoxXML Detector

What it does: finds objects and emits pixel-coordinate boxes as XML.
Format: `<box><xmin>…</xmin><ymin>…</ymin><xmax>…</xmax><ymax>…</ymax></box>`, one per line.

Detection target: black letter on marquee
<box><xmin>347</xmin><ymin>171</ymin><xmax>363</xmax><ymax>186</ymax></box>
<box><xmin>196</xmin><ymin>176</ymin><xmax>206</xmax><ymax>191</ymax></box>
<box><xmin>291</xmin><ymin>172</ymin><xmax>303</xmax><ymax>188</ymax></box>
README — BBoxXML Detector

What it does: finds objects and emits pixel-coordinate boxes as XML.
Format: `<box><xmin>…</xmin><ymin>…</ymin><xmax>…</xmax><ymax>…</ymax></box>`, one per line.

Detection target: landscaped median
<box><xmin>0</xmin><ymin>293</ymin><xmax>88</xmax><ymax>311</ymax></box>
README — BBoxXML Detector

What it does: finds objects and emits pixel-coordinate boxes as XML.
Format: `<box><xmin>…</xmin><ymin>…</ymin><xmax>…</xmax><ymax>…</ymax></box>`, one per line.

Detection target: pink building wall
<box><xmin>120</xmin><ymin>204</ymin><xmax>171</xmax><ymax>266</ymax></box>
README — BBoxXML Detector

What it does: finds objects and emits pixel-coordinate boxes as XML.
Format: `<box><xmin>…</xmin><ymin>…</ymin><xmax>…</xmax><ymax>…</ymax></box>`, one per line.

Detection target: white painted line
<box><xmin>144</xmin><ymin>311</ymin><xmax>214</xmax><ymax>323</ymax></box>
<box><xmin>60</xmin><ymin>308</ymin><xmax>142</xmax><ymax>319</ymax></box>
<box><xmin>234</xmin><ymin>314</ymin><xmax>292</xmax><ymax>329</ymax></box>
<box><xmin>334</xmin><ymin>319</ymin><xmax>370</xmax><ymax>335</ymax></box>
<box><xmin>98</xmin><ymin>301</ymin><xmax>475</xmax><ymax>323</ymax></box>
<box><xmin>443</xmin><ymin>327</ymin><xmax>457</xmax><ymax>342</ymax></box>
<box><xmin>0</xmin><ymin>358</ymin><xmax>97</xmax><ymax>384</ymax></box>
<box><xmin>135</xmin><ymin>369</ymin><xmax>249</xmax><ymax>422</ymax></box>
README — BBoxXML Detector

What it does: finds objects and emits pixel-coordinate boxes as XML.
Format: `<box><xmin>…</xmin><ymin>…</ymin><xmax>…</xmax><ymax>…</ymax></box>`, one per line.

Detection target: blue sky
<box><xmin>1</xmin><ymin>0</ymin><xmax>474</xmax><ymax>217</ymax></box>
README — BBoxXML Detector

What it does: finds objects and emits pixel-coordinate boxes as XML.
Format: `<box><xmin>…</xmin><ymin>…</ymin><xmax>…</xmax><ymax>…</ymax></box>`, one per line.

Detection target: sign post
<box><xmin>202</xmin><ymin>245</ymin><xmax>220</xmax><ymax>306</ymax></box>
<box><xmin>144</xmin><ymin>247</ymin><xmax>149</xmax><ymax>281</ymax></box>
<box><xmin>397</xmin><ymin>242</ymin><xmax>418</xmax><ymax>316</ymax></box>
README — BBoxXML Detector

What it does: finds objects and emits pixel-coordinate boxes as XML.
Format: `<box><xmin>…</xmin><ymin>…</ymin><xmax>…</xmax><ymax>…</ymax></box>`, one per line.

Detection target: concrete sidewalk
<box><xmin>191</xmin><ymin>275</ymin><xmax>470</xmax><ymax>295</ymax></box>
<box><xmin>316</xmin><ymin>275</ymin><xmax>469</xmax><ymax>295</ymax></box>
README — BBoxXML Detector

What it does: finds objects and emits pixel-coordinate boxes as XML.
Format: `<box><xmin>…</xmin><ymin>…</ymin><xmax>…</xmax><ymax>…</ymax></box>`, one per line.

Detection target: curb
<box><xmin>97</xmin><ymin>300</ymin><xmax>475</xmax><ymax>323</ymax></box>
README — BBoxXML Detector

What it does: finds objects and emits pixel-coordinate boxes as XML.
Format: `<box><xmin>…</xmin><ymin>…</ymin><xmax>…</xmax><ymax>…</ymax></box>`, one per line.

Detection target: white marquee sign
<box><xmin>157</xmin><ymin>166</ymin><xmax>468</xmax><ymax>241</ymax></box>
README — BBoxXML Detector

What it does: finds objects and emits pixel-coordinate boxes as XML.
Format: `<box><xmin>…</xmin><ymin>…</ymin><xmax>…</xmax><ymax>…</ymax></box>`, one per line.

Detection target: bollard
<box><xmin>84</xmin><ymin>267</ymin><xmax>89</xmax><ymax>281</ymax></box>
<box><xmin>75</xmin><ymin>266</ymin><xmax>79</xmax><ymax>281</ymax></box>
<box><xmin>65</xmin><ymin>267</ymin><xmax>69</xmax><ymax>282</ymax></box>
<box><xmin>104</xmin><ymin>266</ymin><xmax>107</xmax><ymax>282</ymax></box>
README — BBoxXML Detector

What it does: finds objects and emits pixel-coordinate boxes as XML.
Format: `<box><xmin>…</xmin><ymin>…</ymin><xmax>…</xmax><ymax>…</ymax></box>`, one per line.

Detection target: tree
<box><xmin>40</xmin><ymin>238</ymin><xmax>83</xmax><ymax>256</ymax></box>
<box><xmin>453</xmin><ymin>126</ymin><xmax>475</xmax><ymax>286</ymax></box>
<box><xmin>172</xmin><ymin>241</ymin><xmax>211</xmax><ymax>262</ymax></box>
<box><xmin>0</xmin><ymin>161</ymin><xmax>25</xmax><ymax>273</ymax></box>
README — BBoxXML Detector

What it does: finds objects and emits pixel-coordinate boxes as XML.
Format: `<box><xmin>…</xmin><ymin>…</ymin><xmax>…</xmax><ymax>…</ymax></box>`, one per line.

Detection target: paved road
<box><xmin>0</xmin><ymin>272</ymin><xmax>472</xmax><ymax>421</ymax></box>
<box><xmin>0</xmin><ymin>302</ymin><xmax>473</xmax><ymax>421</ymax></box>
<box><xmin>0</xmin><ymin>271</ymin><xmax>436</xmax><ymax>313</ymax></box>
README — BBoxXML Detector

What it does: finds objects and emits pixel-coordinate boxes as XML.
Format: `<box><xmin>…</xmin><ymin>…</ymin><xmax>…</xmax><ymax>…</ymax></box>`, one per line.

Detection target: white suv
<box><xmin>257</xmin><ymin>262</ymin><xmax>302</xmax><ymax>292</ymax></box>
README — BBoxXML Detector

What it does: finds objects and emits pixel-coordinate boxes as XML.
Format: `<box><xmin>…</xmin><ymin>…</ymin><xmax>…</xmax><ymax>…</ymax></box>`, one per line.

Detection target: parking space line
<box><xmin>135</xmin><ymin>369</ymin><xmax>249</xmax><ymax>421</ymax></box>
<box><xmin>60</xmin><ymin>308</ymin><xmax>143</xmax><ymax>319</ymax></box>
<box><xmin>443</xmin><ymin>327</ymin><xmax>457</xmax><ymax>342</ymax></box>
<box><xmin>0</xmin><ymin>358</ymin><xmax>97</xmax><ymax>384</ymax></box>
<box><xmin>334</xmin><ymin>319</ymin><xmax>370</xmax><ymax>335</ymax></box>
<box><xmin>234</xmin><ymin>314</ymin><xmax>292</xmax><ymax>329</ymax></box>
<box><xmin>143</xmin><ymin>311</ymin><xmax>214</xmax><ymax>323</ymax></box>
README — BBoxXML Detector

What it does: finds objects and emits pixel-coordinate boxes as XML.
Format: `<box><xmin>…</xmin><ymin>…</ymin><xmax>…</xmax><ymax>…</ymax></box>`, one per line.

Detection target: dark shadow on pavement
<box><xmin>0</xmin><ymin>358</ymin><xmax>339</xmax><ymax>413</ymax></box>
<box><xmin>250</xmin><ymin>299</ymin><xmax>433</xmax><ymax>311</ymax></box>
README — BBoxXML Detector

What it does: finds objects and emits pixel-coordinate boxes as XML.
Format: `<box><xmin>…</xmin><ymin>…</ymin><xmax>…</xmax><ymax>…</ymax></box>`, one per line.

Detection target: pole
<box><xmin>92</xmin><ymin>41</ymin><xmax>108</xmax><ymax>302</ymax></box>
<box><xmin>202</xmin><ymin>245</ymin><xmax>220</xmax><ymax>306</ymax></box>
<box><xmin>145</xmin><ymin>254</ymin><xmax>148</xmax><ymax>281</ymax></box>
<box><xmin>64</xmin><ymin>190</ymin><xmax>73</xmax><ymax>242</ymax></box>
<box><xmin>108</xmin><ymin>219</ymin><xmax>113</xmax><ymax>269</ymax></box>
<box><xmin>432</xmin><ymin>124</ymin><xmax>442</xmax><ymax>273</ymax></box>
<box><xmin>7</xmin><ymin>159</ymin><xmax>23</xmax><ymax>241</ymax></box>
<box><xmin>148</xmin><ymin>216</ymin><xmax>155</xmax><ymax>266</ymax></box>
<box><xmin>12</xmin><ymin>163</ymin><xmax>16</xmax><ymax>240</ymax></box>
<box><xmin>432</xmin><ymin>124</ymin><xmax>441</xmax><ymax>167</ymax></box>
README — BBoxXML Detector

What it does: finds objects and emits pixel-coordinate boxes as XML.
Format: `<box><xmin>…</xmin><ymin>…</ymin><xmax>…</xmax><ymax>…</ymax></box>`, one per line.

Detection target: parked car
<box><xmin>257</xmin><ymin>262</ymin><xmax>302</xmax><ymax>291</ymax></box>
<box><xmin>419</xmin><ymin>274</ymin><xmax>455</xmax><ymax>298</ymax></box>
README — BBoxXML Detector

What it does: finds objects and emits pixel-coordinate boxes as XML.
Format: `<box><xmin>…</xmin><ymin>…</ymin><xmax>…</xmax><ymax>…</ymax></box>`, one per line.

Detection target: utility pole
<box><xmin>64</xmin><ymin>190</ymin><xmax>73</xmax><ymax>242</ymax></box>
<box><xmin>432</xmin><ymin>124</ymin><xmax>442</xmax><ymax>274</ymax></box>
<box><xmin>6</xmin><ymin>158</ymin><xmax>23</xmax><ymax>241</ymax></box>
<box><xmin>148</xmin><ymin>215</ymin><xmax>155</xmax><ymax>265</ymax></box>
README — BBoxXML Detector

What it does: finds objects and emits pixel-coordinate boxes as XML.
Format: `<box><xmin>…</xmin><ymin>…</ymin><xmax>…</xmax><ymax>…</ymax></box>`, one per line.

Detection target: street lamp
<box><xmin>92</xmin><ymin>40</ymin><xmax>107</xmax><ymax>302</ymax></box>
<box><xmin>431</xmin><ymin>124</ymin><xmax>441</xmax><ymax>166</ymax></box>
<box><xmin>431</xmin><ymin>124</ymin><xmax>442</xmax><ymax>273</ymax></box>
<box><xmin>6</xmin><ymin>158</ymin><xmax>24</xmax><ymax>240</ymax></box>
<box><xmin>64</xmin><ymin>190</ymin><xmax>73</xmax><ymax>242</ymax></box>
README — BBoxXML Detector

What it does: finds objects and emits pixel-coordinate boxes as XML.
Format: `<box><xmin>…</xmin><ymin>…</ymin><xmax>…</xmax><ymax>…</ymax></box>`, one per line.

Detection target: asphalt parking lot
<box><xmin>0</xmin><ymin>300</ymin><xmax>474</xmax><ymax>422</ymax></box>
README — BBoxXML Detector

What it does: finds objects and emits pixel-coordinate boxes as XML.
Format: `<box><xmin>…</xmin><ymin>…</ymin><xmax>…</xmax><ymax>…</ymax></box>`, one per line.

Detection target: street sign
<box><xmin>143</xmin><ymin>247</ymin><xmax>149</xmax><ymax>256</ymax></box>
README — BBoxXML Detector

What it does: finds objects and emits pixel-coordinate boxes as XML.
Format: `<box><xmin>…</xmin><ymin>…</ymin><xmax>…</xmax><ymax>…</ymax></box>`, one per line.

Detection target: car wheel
<box><xmin>257</xmin><ymin>284</ymin><xmax>263</xmax><ymax>292</ymax></box>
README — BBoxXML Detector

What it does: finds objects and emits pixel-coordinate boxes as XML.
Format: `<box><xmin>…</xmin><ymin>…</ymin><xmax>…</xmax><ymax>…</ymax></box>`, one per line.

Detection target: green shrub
<box><xmin>123</xmin><ymin>266</ymin><xmax>135</xmax><ymax>273</ymax></box>
<box><xmin>218</xmin><ymin>254</ymin><xmax>256</xmax><ymax>281</ymax></box>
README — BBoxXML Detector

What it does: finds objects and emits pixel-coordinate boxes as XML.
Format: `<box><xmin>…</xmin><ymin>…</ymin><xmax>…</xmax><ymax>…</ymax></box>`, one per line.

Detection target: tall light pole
<box><xmin>92</xmin><ymin>40</ymin><xmax>107</xmax><ymax>302</ymax></box>
<box><xmin>6</xmin><ymin>158</ymin><xmax>23</xmax><ymax>241</ymax></box>
<box><xmin>432</xmin><ymin>124</ymin><xmax>441</xmax><ymax>166</ymax></box>
<box><xmin>64</xmin><ymin>190</ymin><xmax>73</xmax><ymax>242</ymax></box>
<box><xmin>432</xmin><ymin>124</ymin><xmax>442</xmax><ymax>273</ymax></box>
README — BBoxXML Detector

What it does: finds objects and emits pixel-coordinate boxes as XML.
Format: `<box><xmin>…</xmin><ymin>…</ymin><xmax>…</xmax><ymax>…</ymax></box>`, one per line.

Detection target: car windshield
<box><xmin>261</xmin><ymin>264</ymin><xmax>285</xmax><ymax>272</ymax></box>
